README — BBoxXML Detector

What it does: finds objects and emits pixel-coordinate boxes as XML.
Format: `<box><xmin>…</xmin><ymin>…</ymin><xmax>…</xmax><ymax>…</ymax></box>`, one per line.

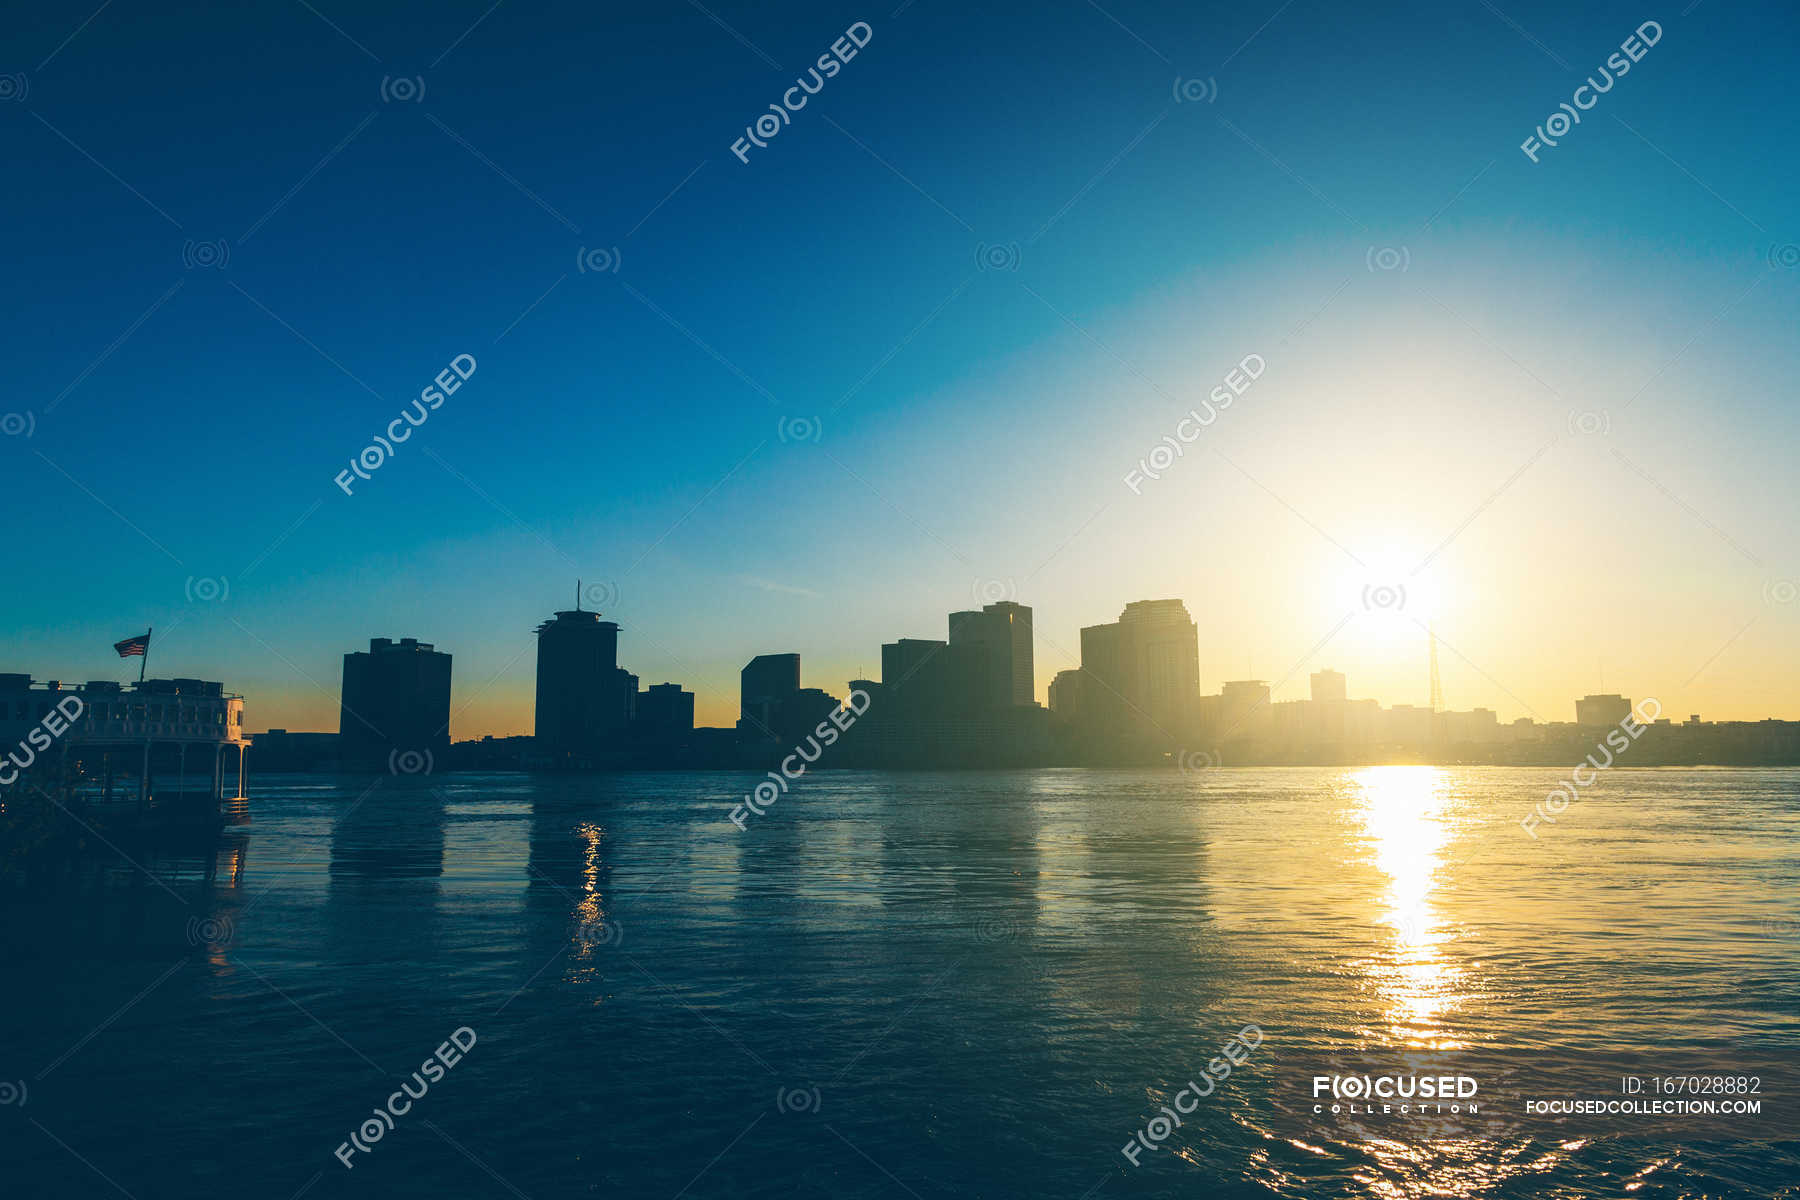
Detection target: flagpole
<box><xmin>140</xmin><ymin>627</ymin><xmax>150</xmax><ymax>685</ymax></box>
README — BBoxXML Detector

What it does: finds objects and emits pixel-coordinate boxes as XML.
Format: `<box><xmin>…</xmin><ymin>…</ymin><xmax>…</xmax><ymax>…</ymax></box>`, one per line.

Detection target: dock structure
<box><xmin>0</xmin><ymin>674</ymin><xmax>251</xmax><ymax>828</ymax></box>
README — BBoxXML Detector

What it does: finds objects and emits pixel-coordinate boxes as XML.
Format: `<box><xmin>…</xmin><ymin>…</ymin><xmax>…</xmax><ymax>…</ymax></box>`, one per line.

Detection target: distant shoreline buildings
<box><xmin>11</xmin><ymin>590</ymin><xmax>1800</xmax><ymax>779</ymax></box>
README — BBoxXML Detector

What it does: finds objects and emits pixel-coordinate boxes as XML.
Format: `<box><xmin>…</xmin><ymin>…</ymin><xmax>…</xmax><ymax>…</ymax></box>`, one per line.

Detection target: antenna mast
<box><xmin>1428</xmin><ymin>625</ymin><xmax>1444</xmax><ymax>745</ymax></box>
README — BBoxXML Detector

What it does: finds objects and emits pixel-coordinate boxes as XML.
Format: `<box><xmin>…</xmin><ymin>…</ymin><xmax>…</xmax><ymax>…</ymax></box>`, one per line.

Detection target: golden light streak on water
<box><xmin>1351</xmin><ymin>766</ymin><xmax>1466</xmax><ymax>1049</ymax></box>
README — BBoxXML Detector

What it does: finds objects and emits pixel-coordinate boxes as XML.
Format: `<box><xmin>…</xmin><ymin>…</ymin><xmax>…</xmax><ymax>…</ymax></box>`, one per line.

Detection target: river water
<box><xmin>4</xmin><ymin>767</ymin><xmax>1797</xmax><ymax>1198</ymax></box>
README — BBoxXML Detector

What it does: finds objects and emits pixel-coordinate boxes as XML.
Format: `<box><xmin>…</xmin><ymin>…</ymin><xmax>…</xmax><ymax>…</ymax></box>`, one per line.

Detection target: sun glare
<box><xmin>1337</xmin><ymin>548</ymin><xmax>1445</xmax><ymax>638</ymax></box>
<box><xmin>1352</xmin><ymin>765</ymin><xmax>1465</xmax><ymax>1047</ymax></box>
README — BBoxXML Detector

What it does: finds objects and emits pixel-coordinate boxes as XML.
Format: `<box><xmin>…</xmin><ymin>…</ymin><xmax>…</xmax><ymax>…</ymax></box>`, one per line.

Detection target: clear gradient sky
<box><xmin>6</xmin><ymin>0</ymin><xmax>1798</xmax><ymax>733</ymax></box>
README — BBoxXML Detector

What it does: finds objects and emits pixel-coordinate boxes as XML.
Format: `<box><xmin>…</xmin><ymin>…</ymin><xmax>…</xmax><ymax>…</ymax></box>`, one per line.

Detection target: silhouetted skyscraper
<box><xmin>1078</xmin><ymin>600</ymin><xmax>1198</xmax><ymax>743</ymax></box>
<box><xmin>1048</xmin><ymin>668</ymin><xmax>1084</xmax><ymax>719</ymax></box>
<box><xmin>635</xmin><ymin>682</ymin><xmax>694</xmax><ymax>748</ymax></box>
<box><xmin>740</xmin><ymin>653</ymin><xmax>800</xmax><ymax>738</ymax></box>
<box><xmin>1311</xmin><ymin>669</ymin><xmax>1347</xmax><ymax>703</ymax></box>
<box><xmin>1289</xmin><ymin>668</ymin><xmax>1352</xmax><ymax>748</ymax></box>
<box><xmin>535</xmin><ymin>609</ymin><xmax>634</xmax><ymax>763</ymax></box>
<box><xmin>1576</xmin><ymin>693</ymin><xmax>1632</xmax><ymax>727</ymax></box>
<box><xmin>947</xmin><ymin>601</ymin><xmax>1034</xmax><ymax>708</ymax></box>
<box><xmin>882</xmin><ymin>638</ymin><xmax>950</xmax><ymax>714</ymax></box>
<box><xmin>339</xmin><ymin>637</ymin><xmax>451</xmax><ymax>768</ymax></box>
<box><xmin>1219</xmin><ymin>679</ymin><xmax>1273</xmax><ymax>742</ymax></box>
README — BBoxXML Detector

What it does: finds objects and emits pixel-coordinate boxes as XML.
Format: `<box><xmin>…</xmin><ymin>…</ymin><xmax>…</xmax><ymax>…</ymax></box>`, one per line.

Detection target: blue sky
<box><xmin>5</xmin><ymin>0</ymin><xmax>1798</xmax><ymax>731</ymax></box>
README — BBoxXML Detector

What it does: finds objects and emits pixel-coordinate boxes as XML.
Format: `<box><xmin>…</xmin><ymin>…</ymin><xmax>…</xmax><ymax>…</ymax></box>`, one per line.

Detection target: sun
<box><xmin>1336</xmin><ymin>546</ymin><xmax>1445</xmax><ymax>632</ymax></box>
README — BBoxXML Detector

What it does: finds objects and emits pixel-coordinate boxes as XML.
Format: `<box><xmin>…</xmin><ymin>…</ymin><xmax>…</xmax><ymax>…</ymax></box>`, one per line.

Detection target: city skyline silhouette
<box><xmin>5</xmin><ymin>3</ymin><xmax>1797</xmax><ymax>736</ymax></box>
<box><xmin>11</xmin><ymin>564</ymin><xmax>1800</xmax><ymax>741</ymax></box>
<box><xmin>9</xmin><ymin>582</ymin><xmax>1795</xmax><ymax>774</ymax></box>
<box><xmin>6</xmin><ymin>3</ymin><xmax>1798</xmax><ymax>1198</ymax></box>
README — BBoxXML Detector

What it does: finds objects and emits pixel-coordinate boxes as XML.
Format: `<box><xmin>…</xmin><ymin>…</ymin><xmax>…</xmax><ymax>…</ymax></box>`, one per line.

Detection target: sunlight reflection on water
<box><xmin>1351</xmin><ymin>765</ymin><xmax>1467</xmax><ymax>1049</ymax></box>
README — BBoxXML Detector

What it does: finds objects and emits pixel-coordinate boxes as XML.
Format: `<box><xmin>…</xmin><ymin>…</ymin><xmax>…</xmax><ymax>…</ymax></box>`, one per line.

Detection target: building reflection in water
<box><xmin>1030</xmin><ymin>772</ymin><xmax>1211</xmax><ymax>1021</ymax></box>
<box><xmin>525</xmin><ymin>778</ymin><xmax>620</xmax><ymax>987</ymax></box>
<box><xmin>209</xmin><ymin>838</ymin><xmax>247</xmax><ymax>889</ymax></box>
<box><xmin>329</xmin><ymin>779</ymin><xmax>447</xmax><ymax>880</ymax></box>
<box><xmin>1350</xmin><ymin>766</ymin><xmax>1465</xmax><ymax>1049</ymax></box>
<box><xmin>327</xmin><ymin>779</ymin><xmax>446</xmax><ymax>959</ymax></box>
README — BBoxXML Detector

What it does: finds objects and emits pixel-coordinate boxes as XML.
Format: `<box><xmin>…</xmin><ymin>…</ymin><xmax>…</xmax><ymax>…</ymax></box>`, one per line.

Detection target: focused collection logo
<box><xmin>1312</xmin><ymin>1073</ymin><xmax>1479</xmax><ymax>1115</ymax></box>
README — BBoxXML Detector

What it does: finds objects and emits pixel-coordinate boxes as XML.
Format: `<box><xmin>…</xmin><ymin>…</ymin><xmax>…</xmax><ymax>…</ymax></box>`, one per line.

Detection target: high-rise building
<box><xmin>1078</xmin><ymin>600</ymin><xmax>1198</xmax><ymax>743</ymax></box>
<box><xmin>1048</xmin><ymin>668</ymin><xmax>1084</xmax><ymax>719</ymax></box>
<box><xmin>534</xmin><ymin>609</ymin><xmax>635</xmax><ymax>763</ymax></box>
<box><xmin>881</xmin><ymin>639</ymin><xmax>950</xmax><ymax>714</ymax></box>
<box><xmin>847</xmin><ymin>678</ymin><xmax>883</xmax><ymax>711</ymax></box>
<box><xmin>782</xmin><ymin>687</ymin><xmax>844</xmax><ymax>741</ymax></box>
<box><xmin>340</xmin><ymin>637</ymin><xmax>452</xmax><ymax>767</ymax></box>
<box><xmin>1218</xmin><ymin>680</ymin><xmax>1273</xmax><ymax>743</ymax></box>
<box><xmin>1441</xmin><ymin>708</ymin><xmax>1502</xmax><ymax>744</ymax></box>
<box><xmin>1120</xmin><ymin>601</ymin><xmax>1196</xmax><ymax>720</ymax></box>
<box><xmin>1078</xmin><ymin>620</ymin><xmax>1125</xmax><ymax>721</ymax></box>
<box><xmin>740</xmin><ymin>653</ymin><xmax>800</xmax><ymax>738</ymax></box>
<box><xmin>947</xmin><ymin>602</ymin><xmax>1034</xmax><ymax>708</ymax></box>
<box><xmin>635</xmin><ymin>682</ymin><xmax>694</xmax><ymax>748</ymax></box>
<box><xmin>1576</xmin><ymin>693</ymin><xmax>1632</xmax><ymax>727</ymax></box>
<box><xmin>1311</xmin><ymin>669</ymin><xmax>1347</xmax><ymax>703</ymax></box>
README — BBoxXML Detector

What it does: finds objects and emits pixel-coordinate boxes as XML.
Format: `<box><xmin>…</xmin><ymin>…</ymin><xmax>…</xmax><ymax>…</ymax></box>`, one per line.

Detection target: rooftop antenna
<box><xmin>1428</xmin><ymin>624</ymin><xmax>1445</xmax><ymax>746</ymax></box>
<box><xmin>1428</xmin><ymin>625</ymin><xmax>1444</xmax><ymax>713</ymax></box>
<box><xmin>576</xmin><ymin>580</ymin><xmax>581</xmax><ymax>612</ymax></box>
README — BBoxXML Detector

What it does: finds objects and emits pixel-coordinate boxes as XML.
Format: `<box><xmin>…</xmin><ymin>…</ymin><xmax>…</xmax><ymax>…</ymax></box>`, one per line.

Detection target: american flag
<box><xmin>113</xmin><ymin>632</ymin><xmax>150</xmax><ymax>658</ymax></box>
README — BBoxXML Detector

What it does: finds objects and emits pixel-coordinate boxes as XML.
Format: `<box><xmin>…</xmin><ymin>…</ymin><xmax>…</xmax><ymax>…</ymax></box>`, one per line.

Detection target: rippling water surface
<box><xmin>4</xmin><ymin>767</ymin><xmax>1798</xmax><ymax>1198</ymax></box>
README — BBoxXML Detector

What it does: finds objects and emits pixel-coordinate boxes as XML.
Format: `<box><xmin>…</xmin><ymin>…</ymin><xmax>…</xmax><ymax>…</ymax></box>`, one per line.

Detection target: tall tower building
<box><xmin>534</xmin><ymin>608</ymin><xmax>633</xmax><ymax>762</ymax></box>
<box><xmin>1078</xmin><ymin>599</ymin><xmax>1198</xmax><ymax>740</ymax></box>
<box><xmin>1048</xmin><ymin>668</ymin><xmax>1084</xmax><ymax>720</ymax></box>
<box><xmin>635</xmin><ymin>682</ymin><xmax>695</xmax><ymax>747</ymax></box>
<box><xmin>1219</xmin><ymin>680</ymin><xmax>1273</xmax><ymax>742</ymax></box>
<box><xmin>1119</xmin><ymin>600</ymin><xmax>1197</xmax><ymax>721</ymax></box>
<box><xmin>882</xmin><ymin>639</ymin><xmax>948</xmax><ymax>714</ymax></box>
<box><xmin>740</xmin><ymin>653</ymin><xmax>801</xmax><ymax>738</ymax></box>
<box><xmin>1311</xmin><ymin>669</ymin><xmax>1347</xmax><ymax>703</ymax></box>
<box><xmin>1576</xmin><ymin>693</ymin><xmax>1632</xmax><ymax>727</ymax></box>
<box><xmin>947</xmin><ymin>601</ymin><xmax>1034</xmax><ymax>708</ymax></box>
<box><xmin>339</xmin><ymin>637</ymin><xmax>452</xmax><ymax>767</ymax></box>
